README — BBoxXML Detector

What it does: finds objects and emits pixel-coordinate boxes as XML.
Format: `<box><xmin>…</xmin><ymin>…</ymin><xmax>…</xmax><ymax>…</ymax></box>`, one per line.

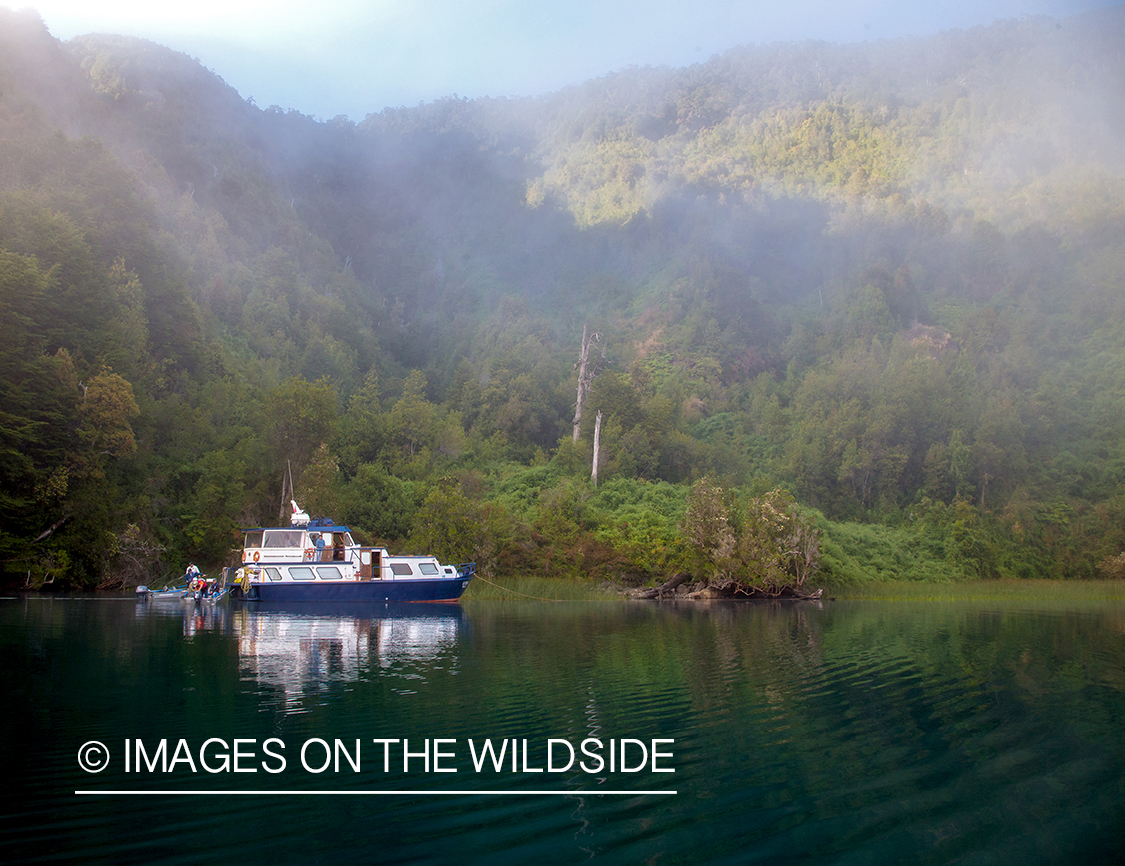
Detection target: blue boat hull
<box><xmin>237</xmin><ymin>577</ymin><xmax>472</xmax><ymax>603</ymax></box>
<box><xmin>245</xmin><ymin>601</ymin><xmax>467</xmax><ymax>619</ymax></box>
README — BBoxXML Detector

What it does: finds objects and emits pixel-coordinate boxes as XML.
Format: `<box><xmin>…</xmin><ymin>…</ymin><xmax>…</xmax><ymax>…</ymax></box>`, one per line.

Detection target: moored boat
<box><xmin>136</xmin><ymin>576</ymin><xmax>230</xmax><ymax>602</ymax></box>
<box><xmin>136</xmin><ymin>584</ymin><xmax>192</xmax><ymax>601</ymax></box>
<box><xmin>230</xmin><ymin>501</ymin><xmax>475</xmax><ymax>603</ymax></box>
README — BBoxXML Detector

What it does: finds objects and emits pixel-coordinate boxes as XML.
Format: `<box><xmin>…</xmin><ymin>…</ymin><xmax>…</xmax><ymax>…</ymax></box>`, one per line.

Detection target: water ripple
<box><xmin>4</xmin><ymin>596</ymin><xmax>1125</xmax><ymax>864</ymax></box>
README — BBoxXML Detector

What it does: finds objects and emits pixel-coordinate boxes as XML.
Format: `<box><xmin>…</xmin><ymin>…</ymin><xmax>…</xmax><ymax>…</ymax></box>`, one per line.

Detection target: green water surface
<box><xmin>2</xmin><ymin>594</ymin><xmax>1123</xmax><ymax>864</ymax></box>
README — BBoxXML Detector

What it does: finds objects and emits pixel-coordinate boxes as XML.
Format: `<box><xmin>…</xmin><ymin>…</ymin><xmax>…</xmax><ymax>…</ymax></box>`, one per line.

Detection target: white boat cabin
<box><xmin>241</xmin><ymin>525</ymin><xmax>459</xmax><ymax>583</ymax></box>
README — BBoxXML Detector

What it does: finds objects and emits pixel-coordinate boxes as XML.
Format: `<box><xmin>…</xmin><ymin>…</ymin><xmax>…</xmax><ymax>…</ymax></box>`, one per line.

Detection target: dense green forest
<box><xmin>2</xmin><ymin>5</ymin><xmax>1124</xmax><ymax>589</ymax></box>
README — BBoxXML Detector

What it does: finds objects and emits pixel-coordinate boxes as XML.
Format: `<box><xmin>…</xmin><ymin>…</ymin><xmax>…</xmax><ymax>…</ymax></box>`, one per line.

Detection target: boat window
<box><xmin>264</xmin><ymin>530</ymin><xmax>304</xmax><ymax>548</ymax></box>
<box><xmin>315</xmin><ymin>566</ymin><xmax>343</xmax><ymax>580</ymax></box>
<box><xmin>265</xmin><ymin>567</ymin><xmax>283</xmax><ymax>581</ymax></box>
<box><xmin>244</xmin><ymin>531</ymin><xmax>263</xmax><ymax>548</ymax></box>
<box><xmin>289</xmin><ymin>566</ymin><xmax>316</xmax><ymax>581</ymax></box>
<box><xmin>390</xmin><ymin>562</ymin><xmax>413</xmax><ymax>576</ymax></box>
<box><xmin>418</xmin><ymin>562</ymin><xmax>439</xmax><ymax>575</ymax></box>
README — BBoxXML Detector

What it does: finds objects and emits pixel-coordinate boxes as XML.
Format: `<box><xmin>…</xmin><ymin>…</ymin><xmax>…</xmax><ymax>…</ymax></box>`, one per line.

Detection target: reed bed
<box><xmin>463</xmin><ymin>574</ymin><xmax>1125</xmax><ymax>604</ymax></box>
<box><xmin>461</xmin><ymin>574</ymin><xmax>623</xmax><ymax>602</ymax></box>
<box><xmin>831</xmin><ymin>579</ymin><xmax>1125</xmax><ymax>602</ymax></box>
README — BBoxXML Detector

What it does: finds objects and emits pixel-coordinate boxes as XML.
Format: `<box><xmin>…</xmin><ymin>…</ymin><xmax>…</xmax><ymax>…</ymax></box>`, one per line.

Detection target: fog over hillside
<box><xmin>1</xmin><ymin>5</ymin><xmax>1124</xmax><ymax>587</ymax></box>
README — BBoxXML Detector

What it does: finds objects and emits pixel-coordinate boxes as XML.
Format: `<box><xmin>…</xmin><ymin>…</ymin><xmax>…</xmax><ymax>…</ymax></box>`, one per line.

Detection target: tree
<box><xmin>0</xmin><ymin>250</ymin><xmax>53</xmax><ymax>524</ymax></box>
<box><xmin>101</xmin><ymin>258</ymin><xmax>149</xmax><ymax>379</ymax></box>
<box><xmin>266</xmin><ymin>376</ymin><xmax>338</xmax><ymax>484</ymax></box>
<box><xmin>390</xmin><ymin>370</ymin><xmax>437</xmax><ymax>457</ymax></box>
<box><xmin>340</xmin><ymin>370</ymin><xmax>387</xmax><ymax>469</ymax></box>
<box><xmin>409</xmin><ymin>477</ymin><xmax>504</xmax><ymax>575</ymax></box>
<box><xmin>737</xmin><ymin>489</ymin><xmax>820</xmax><ymax>589</ymax></box>
<box><xmin>300</xmin><ymin>442</ymin><xmax>341</xmax><ymax>520</ymax></box>
<box><xmin>338</xmin><ymin>463</ymin><xmax>416</xmax><ymax>542</ymax></box>
<box><xmin>572</xmin><ymin>325</ymin><xmax>604</xmax><ymax>442</ymax></box>
<box><xmin>680</xmin><ymin>477</ymin><xmax>736</xmax><ymax>581</ymax></box>
<box><xmin>681</xmin><ymin>481</ymin><xmax>821</xmax><ymax>592</ymax></box>
<box><xmin>591</xmin><ymin>410</ymin><xmax>603</xmax><ymax>487</ymax></box>
<box><xmin>74</xmin><ymin>368</ymin><xmax>140</xmax><ymax>479</ymax></box>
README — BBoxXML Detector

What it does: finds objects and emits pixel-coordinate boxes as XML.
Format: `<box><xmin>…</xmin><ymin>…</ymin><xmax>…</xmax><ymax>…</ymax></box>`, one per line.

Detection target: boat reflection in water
<box><xmin>231</xmin><ymin>602</ymin><xmax>465</xmax><ymax>701</ymax></box>
<box><xmin>135</xmin><ymin>593</ymin><xmax>235</xmax><ymax>638</ymax></box>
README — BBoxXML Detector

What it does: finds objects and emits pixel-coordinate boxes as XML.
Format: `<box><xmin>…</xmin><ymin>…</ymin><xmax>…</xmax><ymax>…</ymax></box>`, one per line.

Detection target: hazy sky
<box><xmin>24</xmin><ymin>0</ymin><xmax>1117</xmax><ymax>121</ymax></box>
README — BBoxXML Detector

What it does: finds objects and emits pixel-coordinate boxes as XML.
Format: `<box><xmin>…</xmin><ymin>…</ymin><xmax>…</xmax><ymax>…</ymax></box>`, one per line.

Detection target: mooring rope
<box><xmin>470</xmin><ymin>573</ymin><xmax>567</xmax><ymax>602</ymax></box>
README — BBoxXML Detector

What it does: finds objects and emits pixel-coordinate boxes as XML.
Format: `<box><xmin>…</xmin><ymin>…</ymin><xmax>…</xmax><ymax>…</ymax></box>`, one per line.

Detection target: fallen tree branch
<box><xmin>34</xmin><ymin>516</ymin><xmax>69</xmax><ymax>542</ymax></box>
<box><xmin>629</xmin><ymin>573</ymin><xmax>823</xmax><ymax>601</ymax></box>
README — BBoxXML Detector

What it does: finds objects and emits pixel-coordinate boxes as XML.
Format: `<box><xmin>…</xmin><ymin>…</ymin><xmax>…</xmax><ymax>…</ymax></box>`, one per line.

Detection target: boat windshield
<box><xmin>244</xmin><ymin>530</ymin><xmax>264</xmax><ymax>548</ymax></box>
<box><xmin>263</xmin><ymin>530</ymin><xmax>305</xmax><ymax>548</ymax></box>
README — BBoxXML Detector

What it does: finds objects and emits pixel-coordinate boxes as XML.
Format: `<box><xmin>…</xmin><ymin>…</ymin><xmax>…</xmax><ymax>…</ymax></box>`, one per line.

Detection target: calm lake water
<box><xmin>2</xmin><ymin>593</ymin><xmax>1124</xmax><ymax>864</ymax></box>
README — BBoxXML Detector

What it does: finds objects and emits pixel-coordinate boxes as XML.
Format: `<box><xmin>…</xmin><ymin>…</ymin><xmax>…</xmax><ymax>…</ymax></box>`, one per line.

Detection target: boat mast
<box><xmin>279</xmin><ymin>460</ymin><xmax>295</xmax><ymax>524</ymax></box>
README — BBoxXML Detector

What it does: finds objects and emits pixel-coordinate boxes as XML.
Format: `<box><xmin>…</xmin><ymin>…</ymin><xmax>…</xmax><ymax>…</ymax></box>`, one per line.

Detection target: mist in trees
<box><xmin>1</xmin><ymin>5</ymin><xmax>1124</xmax><ymax>587</ymax></box>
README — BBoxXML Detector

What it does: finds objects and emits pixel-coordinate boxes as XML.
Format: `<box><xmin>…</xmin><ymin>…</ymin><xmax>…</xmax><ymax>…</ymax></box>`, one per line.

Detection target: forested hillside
<box><xmin>2</xmin><ymin>5</ymin><xmax>1124</xmax><ymax>588</ymax></box>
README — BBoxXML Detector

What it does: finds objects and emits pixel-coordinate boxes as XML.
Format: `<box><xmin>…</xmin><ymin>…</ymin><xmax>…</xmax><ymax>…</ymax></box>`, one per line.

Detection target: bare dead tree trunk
<box><xmin>572</xmin><ymin>325</ymin><xmax>603</xmax><ymax>442</ymax></box>
<box><xmin>591</xmin><ymin>410</ymin><xmax>603</xmax><ymax>487</ymax></box>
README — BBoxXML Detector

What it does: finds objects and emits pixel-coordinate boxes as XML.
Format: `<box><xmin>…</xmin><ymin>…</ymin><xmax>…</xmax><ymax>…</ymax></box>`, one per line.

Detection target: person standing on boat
<box><xmin>313</xmin><ymin>533</ymin><xmax>326</xmax><ymax>561</ymax></box>
<box><xmin>184</xmin><ymin>562</ymin><xmax>209</xmax><ymax>597</ymax></box>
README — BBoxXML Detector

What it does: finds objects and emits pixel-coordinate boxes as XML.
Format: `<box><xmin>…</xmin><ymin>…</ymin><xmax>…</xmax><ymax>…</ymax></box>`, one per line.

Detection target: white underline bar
<box><xmin>77</xmin><ymin>789</ymin><xmax>676</xmax><ymax>796</ymax></box>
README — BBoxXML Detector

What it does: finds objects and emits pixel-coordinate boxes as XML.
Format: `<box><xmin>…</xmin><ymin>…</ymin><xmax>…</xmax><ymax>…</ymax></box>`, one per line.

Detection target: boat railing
<box><xmin>455</xmin><ymin>563</ymin><xmax>476</xmax><ymax>578</ymax></box>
